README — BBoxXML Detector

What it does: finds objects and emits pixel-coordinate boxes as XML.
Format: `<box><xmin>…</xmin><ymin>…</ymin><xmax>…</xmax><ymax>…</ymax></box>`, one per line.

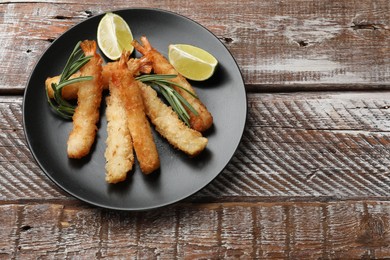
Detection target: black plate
<box><xmin>23</xmin><ymin>8</ymin><xmax>247</xmax><ymax>211</ymax></box>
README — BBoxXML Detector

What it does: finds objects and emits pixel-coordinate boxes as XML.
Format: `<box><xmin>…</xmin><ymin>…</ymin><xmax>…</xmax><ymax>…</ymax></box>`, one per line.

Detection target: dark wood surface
<box><xmin>1</xmin><ymin>0</ymin><xmax>390</xmax><ymax>259</ymax></box>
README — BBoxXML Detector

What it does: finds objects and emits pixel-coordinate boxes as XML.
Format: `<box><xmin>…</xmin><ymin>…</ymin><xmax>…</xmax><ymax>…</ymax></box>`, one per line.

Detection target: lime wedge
<box><xmin>97</xmin><ymin>13</ymin><xmax>133</xmax><ymax>60</ymax></box>
<box><xmin>168</xmin><ymin>44</ymin><xmax>218</xmax><ymax>81</ymax></box>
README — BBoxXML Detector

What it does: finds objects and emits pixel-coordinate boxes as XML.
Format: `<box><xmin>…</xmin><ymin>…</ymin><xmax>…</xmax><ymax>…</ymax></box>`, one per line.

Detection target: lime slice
<box><xmin>97</xmin><ymin>12</ymin><xmax>133</xmax><ymax>60</ymax></box>
<box><xmin>168</xmin><ymin>44</ymin><xmax>218</xmax><ymax>81</ymax></box>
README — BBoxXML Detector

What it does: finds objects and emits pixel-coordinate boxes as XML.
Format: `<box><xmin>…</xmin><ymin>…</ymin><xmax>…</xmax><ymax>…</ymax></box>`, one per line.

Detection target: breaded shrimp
<box><xmin>45</xmin><ymin>72</ymin><xmax>82</xmax><ymax>99</ymax></box>
<box><xmin>103</xmin><ymin>54</ymin><xmax>147</xmax><ymax>182</ymax></box>
<box><xmin>104</xmin><ymin>85</ymin><xmax>134</xmax><ymax>183</ymax></box>
<box><xmin>111</xmin><ymin>56</ymin><xmax>160</xmax><ymax>174</ymax></box>
<box><xmin>67</xmin><ymin>40</ymin><xmax>103</xmax><ymax>159</ymax></box>
<box><xmin>132</xmin><ymin>36</ymin><xmax>213</xmax><ymax>132</ymax></box>
<box><xmin>139</xmin><ymin>81</ymin><xmax>208</xmax><ymax>157</ymax></box>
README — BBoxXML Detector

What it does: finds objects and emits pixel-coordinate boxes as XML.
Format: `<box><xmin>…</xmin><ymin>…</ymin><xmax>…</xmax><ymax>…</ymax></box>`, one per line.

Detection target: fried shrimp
<box><xmin>104</xmin><ymin>56</ymin><xmax>140</xmax><ymax>182</ymax></box>
<box><xmin>67</xmin><ymin>40</ymin><xmax>103</xmax><ymax>159</ymax></box>
<box><xmin>104</xmin><ymin>86</ymin><xmax>134</xmax><ymax>183</ymax></box>
<box><xmin>45</xmin><ymin>72</ymin><xmax>82</xmax><ymax>99</ymax></box>
<box><xmin>139</xmin><ymin>81</ymin><xmax>208</xmax><ymax>157</ymax></box>
<box><xmin>132</xmin><ymin>36</ymin><xmax>213</xmax><ymax>132</ymax></box>
<box><xmin>111</xmin><ymin>56</ymin><xmax>160</xmax><ymax>174</ymax></box>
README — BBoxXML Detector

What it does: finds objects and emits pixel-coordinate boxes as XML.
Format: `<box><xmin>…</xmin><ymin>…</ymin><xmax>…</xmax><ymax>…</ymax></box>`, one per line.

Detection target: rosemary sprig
<box><xmin>136</xmin><ymin>74</ymin><xmax>199</xmax><ymax>126</ymax></box>
<box><xmin>46</xmin><ymin>41</ymin><xmax>92</xmax><ymax>119</ymax></box>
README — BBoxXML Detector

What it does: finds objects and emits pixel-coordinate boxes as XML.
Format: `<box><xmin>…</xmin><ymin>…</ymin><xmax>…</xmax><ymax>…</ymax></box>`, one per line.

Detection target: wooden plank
<box><xmin>254</xmin><ymin>205</ymin><xmax>291</xmax><ymax>258</ymax></box>
<box><xmin>0</xmin><ymin>97</ymin><xmax>66</xmax><ymax>200</ymax></box>
<box><xmin>220</xmin><ymin>206</ymin><xmax>255</xmax><ymax>258</ymax></box>
<box><xmin>0</xmin><ymin>0</ymin><xmax>390</xmax><ymax>92</ymax></box>
<box><xmin>208</xmin><ymin>91</ymin><xmax>390</xmax><ymax>199</ymax></box>
<box><xmin>0</xmin><ymin>204</ymin><xmax>18</xmax><ymax>258</ymax></box>
<box><xmin>177</xmin><ymin>204</ymin><xmax>220</xmax><ymax>258</ymax></box>
<box><xmin>1</xmin><ymin>92</ymin><xmax>389</xmax><ymax>202</ymax></box>
<box><xmin>51</xmin><ymin>206</ymin><xmax>103</xmax><ymax>258</ymax></box>
<box><xmin>100</xmin><ymin>210</ymin><xmax>138</xmax><ymax>258</ymax></box>
<box><xmin>17</xmin><ymin>204</ymin><xmax>64</xmax><ymax>259</ymax></box>
<box><xmin>2</xmin><ymin>201</ymin><xmax>390</xmax><ymax>258</ymax></box>
<box><xmin>136</xmin><ymin>208</ymin><xmax>177</xmax><ymax>258</ymax></box>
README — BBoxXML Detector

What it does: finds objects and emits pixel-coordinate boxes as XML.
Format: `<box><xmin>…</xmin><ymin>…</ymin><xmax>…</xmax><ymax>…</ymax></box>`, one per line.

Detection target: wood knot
<box><xmin>297</xmin><ymin>40</ymin><xmax>308</xmax><ymax>47</ymax></box>
<box><xmin>53</xmin><ymin>15</ymin><xmax>72</xmax><ymax>20</ymax></box>
<box><xmin>21</xmin><ymin>225</ymin><xmax>32</xmax><ymax>231</ymax></box>
<box><xmin>84</xmin><ymin>10</ymin><xmax>93</xmax><ymax>18</ymax></box>
<box><xmin>222</xmin><ymin>37</ymin><xmax>234</xmax><ymax>44</ymax></box>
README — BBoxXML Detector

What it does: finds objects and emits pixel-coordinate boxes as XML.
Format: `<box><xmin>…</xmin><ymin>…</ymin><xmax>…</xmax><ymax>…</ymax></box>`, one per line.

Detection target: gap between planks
<box><xmin>4</xmin><ymin>84</ymin><xmax>390</xmax><ymax>97</ymax></box>
<box><xmin>3</xmin><ymin>196</ymin><xmax>390</xmax><ymax>207</ymax></box>
<box><xmin>246</xmin><ymin>83</ymin><xmax>390</xmax><ymax>93</ymax></box>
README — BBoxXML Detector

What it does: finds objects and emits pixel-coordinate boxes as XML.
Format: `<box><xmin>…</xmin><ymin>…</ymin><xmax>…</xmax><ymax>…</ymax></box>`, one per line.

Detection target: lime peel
<box><xmin>168</xmin><ymin>44</ymin><xmax>218</xmax><ymax>81</ymax></box>
<box><xmin>97</xmin><ymin>12</ymin><xmax>134</xmax><ymax>60</ymax></box>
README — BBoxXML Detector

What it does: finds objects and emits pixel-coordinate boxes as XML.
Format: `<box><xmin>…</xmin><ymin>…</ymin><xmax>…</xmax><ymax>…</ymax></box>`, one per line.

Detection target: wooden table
<box><xmin>1</xmin><ymin>0</ymin><xmax>390</xmax><ymax>258</ymax></box>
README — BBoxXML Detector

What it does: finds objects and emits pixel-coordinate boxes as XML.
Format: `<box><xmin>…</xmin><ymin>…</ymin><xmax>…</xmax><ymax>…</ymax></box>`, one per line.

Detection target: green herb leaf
<box><xmin>46</xmin><ymin>41</ymin><xmax>92</xmax><ymax>119</ymax></box>
<box><xmin>136</xmin><ymin>74</ymin><xmax>199</xmax><ymax>126</ymax></box>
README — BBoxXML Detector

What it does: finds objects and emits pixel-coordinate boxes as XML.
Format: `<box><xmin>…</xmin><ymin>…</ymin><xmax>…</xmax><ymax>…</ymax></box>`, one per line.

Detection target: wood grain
<box><xmin>1</xmin><ymin>92</ymin><xmax>389</xmax><ymax>202</ymax></box>
<box><xmin>1</xmin><ymin>1</ymin><xmax>390</xmax><ymax>257</ymax></box>
<box><xmin>0</xmin><ymin>97</ymin><xmax>65</xmax><ymax>200</ymax></box>
<box><xmin>1</xmin><ymin>201</ymin><xmax>390</xmax><ymax>259</ymax></box>
<box><xmin>0</xmin><ymin>0</ymin><xmax>389</xmax><ymax>92</ymax></box>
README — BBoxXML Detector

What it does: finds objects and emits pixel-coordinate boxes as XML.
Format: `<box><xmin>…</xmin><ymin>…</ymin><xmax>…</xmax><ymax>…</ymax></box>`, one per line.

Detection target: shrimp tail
<box><xmin>127</xmin><ymin>56</ymin><xmax>153</xmax><ymax>76</ymax></box>
<box><xmin>132</xmin><ymin>37</ymin><xmax>150</xmax><ymax>55</ymax></box>
<box><xmin>80</xmin><ymin>40</ymin><xmax>97</xmax><ymax>56</ymax></box>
